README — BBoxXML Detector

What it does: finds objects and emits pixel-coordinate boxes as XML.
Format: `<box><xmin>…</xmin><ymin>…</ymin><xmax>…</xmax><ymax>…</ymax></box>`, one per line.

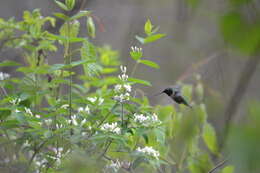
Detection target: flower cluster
<box><xmin>87</xmin><ymin>97</ymin><xmax>104</xmax><ymax>105</ymax></box>
<box><xmin>78</xmin><ymin>105</ymin><xmax>90</xmax><ymax>114</ymax></box>
<box><xmin>9</xmin><ymin>98</ymin><xmax>21</xmax><ymax>105</ymax></box>
<box><xmin>133</xmin><ymin>113</ymin><xmax>161</xmax><ymax>127</ymax></box>
<box><xmin>131</xmin><ymin>46</ymin><xmax>142</xmax><ymax>52</ymax></box>
<box><xmin>100</xmin><ymin>122</ymin><xmax>121</xmax><ymax>134</ymax></box>
<box><xmin>0</xmin><ymin>72</ymin><xmax>10</xmax><ymax>80</ymax></box>
<box><xmin>105</xmin><ymin>159</ymin><xmax>121</xmax><ymax>172</ymax></box>
<box><xmin>114</xmin><ymin>66</ymin><xmax>131</xmax><ymax>102</ymax></box>
<box><xmin>67</xmin><ymin>115</ymin><xmax>87</xmax><ymax>126</ymax></box>
<box><xmin>136</xmin><ymin>146</ymin><xmax>160</xmax><ymax>159</ymax></box>
<box><xmin>46</xmin><ymin>147</ymin><xmax>70</xmax><ymax>166</ymax></box>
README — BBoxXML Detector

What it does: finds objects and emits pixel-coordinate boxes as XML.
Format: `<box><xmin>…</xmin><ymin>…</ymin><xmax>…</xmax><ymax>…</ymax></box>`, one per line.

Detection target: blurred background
<box><xmin>1</xmin><ymin>0</ymin><xmax>260</xmax><ymax>151</ymax></box>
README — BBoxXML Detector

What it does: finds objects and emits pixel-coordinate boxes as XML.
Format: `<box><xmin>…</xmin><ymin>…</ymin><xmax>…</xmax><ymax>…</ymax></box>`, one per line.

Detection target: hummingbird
<box><xmin>156</xmin><ymin>86</ymin><xmax>192</xmax><ymax>108</ymax></box>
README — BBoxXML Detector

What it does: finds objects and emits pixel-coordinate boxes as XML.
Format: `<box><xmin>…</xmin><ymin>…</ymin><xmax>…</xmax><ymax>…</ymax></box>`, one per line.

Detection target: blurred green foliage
<box><xmin>2</xmin><ymin>0</ymin><xmax>260</xmax><ymax>172</ymax></box>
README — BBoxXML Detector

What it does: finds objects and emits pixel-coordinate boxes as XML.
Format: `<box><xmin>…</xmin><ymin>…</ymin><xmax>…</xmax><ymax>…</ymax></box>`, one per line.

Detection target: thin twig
<box><xmin>0</xmin><ymin>86</ymin><xmax>8</xmax><ymax>96</ymax></box>
<box><xmin>121</xmin><ymin>103</ymin><xmax>124</xmax><ymax>129</ymax></box>
<box><xmin>99</xmin><ymin>140</ymin><xmax>112</xmax><ymax>159</ymax></box>
<box><xmin>208</xmin><ymin>159</ymin><xmax>228</xmax><ymax>173</ymax></box>
<box><xmin>220</xmin><ymin>54</ymin><xmax>260</xmax><ymax>151</ymax></box>
<box><xmin>26</xmin><ymin>140</ymin><xmax>48</xmax><ymax>172</ymax></box>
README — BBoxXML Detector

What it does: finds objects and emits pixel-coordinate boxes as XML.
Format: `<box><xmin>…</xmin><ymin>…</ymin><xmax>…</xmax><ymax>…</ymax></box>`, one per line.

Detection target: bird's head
<box><xmin>162</xmin><ymin>88</ymin><xmax>173</xmax><ymax>96</ymax></box>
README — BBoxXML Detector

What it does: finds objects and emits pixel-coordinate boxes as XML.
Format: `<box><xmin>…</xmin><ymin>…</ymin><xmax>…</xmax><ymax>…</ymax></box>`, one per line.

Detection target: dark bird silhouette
<box><xmin>156</xmin><ymin>86</ymin><xmax>192</xmax><ymax>108</ymax></box>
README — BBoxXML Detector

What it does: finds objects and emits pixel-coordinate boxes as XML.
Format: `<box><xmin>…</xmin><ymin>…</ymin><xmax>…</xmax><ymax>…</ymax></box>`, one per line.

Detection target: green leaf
<box><xmin>220</xmin><ymin>12</ymin><xmax>260</xmax><ymax>55</ymax></box>
<box><xmin>1</xmin><ymin>120</ymin><xmax>19</xmax><ymax>129</ymax></box>
<box><xmin>142</xmin><ymin>134</ymin><xmax>149</xmax><ymax>144</ymax></box>
<box><xmin>186</xmin><ymin>0</ymin><xmax>201</xmax><ymax>8</ymax></box>
<box><xmin>128</xmin><ymin>77</ymin><xmax>152</xmax><ymax>86</ymax></box>
<box><xmin>47</xmin><ymin>33</ymin><xmax>85</xmax><ymax>43</ymax></box>
<box><xmin>65</xmin><ymin>0</ymin><xmax>75</xmax><ymax>10</ymax></box>
<box><xmin>138</xmin><ymin>59</ymin><xmax>160</xmax><ymax>69</ymax></box>
<box><xmin>81</xmin><ymin>40</ymin><xmax>101</xmax><ymax>77</ymax></box>
<box><xmin>0</xmin><ymin>60</ymin><xmax>21</xmax><ymax>67</ymax></box>
<box><xmin>132</xmin><ymin>156</ymin><xmax>147</xmax><ymax>169</ymax></box>
<box><xmin>135</xmin><ymin>35</ymin><xmax>145</xmax><ymax>44</ymax></box>
<box><xmin>202</xmin><ymin>123</ymin><xmax>218</xmax><ymax>154</ymax></box>
<box><xmin>0</xmin><ymin>108</ymin><xmax>11</xmax><ymax>119</ymax></box>
<box><xmin>221</xmin><ymin>166</ymin><xmax>234</xmax><ymax>173</ymax></box>
<box><xmin>144</xmin><ymin>34</ymin><xmax>166</xmax><ymax>44</ymax></box>
<box><xmin>70</xmin><ymin>10</ymin><xmax>91</xmax><ymax>21</ymax></box>
<box><xmin>145</xmin><ymin>19</ymin><xmax>153</xmax><ymax>35</ymax></box>
<box><xmin>230</xmin><ymin>0</ymin><xmax>253</xmax><ymax>6</ymax></box>
<box><xmin>59</xmin><ymin>20</ymin><xmax>80</xmax><ymax>38</ymax></box>
<box><xmin>87</xmin><ymin>16</ymin><xmax>96</xmax><ymax>38</ymax></box>
<box><xmin>63</xmin><ymin>60</ymin><xmax>95</xmax><ymax>69</ymax></box>
<box><xmin>53</xmin><ymin>13</ymin><xmax>69</xmax><ymax>21</ymax></box>
<box><xmin>130</xmin><ymin>50</ymin><xmax>142</xmax><ymax>60</ymax></box>
<box><xmin>101</xmin><ymin>68</ymin><xmax>117</xmax><ymax>74</ymax></box>
<box><xmin>54</xmin><ymin>0</ymin><xmax>69</xmax><ymax>11</ymax></box>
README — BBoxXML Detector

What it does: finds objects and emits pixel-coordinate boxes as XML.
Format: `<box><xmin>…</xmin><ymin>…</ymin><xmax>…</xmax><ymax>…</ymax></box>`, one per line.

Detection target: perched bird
<box><xmin>156</xmin><ymin>86</ymin><xmax>192</xmax><ymax>108</ymax></box>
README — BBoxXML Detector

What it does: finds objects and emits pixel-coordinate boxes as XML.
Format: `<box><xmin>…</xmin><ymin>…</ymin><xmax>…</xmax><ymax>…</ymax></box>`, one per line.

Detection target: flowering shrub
<box><xmin>0</xmin><ymin>0</ymin><xmax>225</xmax><ymax>173</ymax></box>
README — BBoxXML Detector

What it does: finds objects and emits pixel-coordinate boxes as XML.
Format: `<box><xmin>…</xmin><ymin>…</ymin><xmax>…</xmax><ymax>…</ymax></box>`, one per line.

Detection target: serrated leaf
<box><xmin>202</xmin><ymin>123</ymin><xmax>218</xmax><ymax>154</ymax></box>
<box><xmin>0</xmin><ymin>60</ymin><xmax>21</xmax><ymax>67</ymax></box>
<box><xmin>145</xmin><ymin>19</ymin><xmax>152</xmax><ymax>35</ymax></box>
<box><xmin>54</xmin><ymin>0</ymin><xmax>69</xmax><ymax>11</ymax></box>
<box><xmin>128</xmin><ymin>77</ymin><xmax>152</xmax><ymax>86</ymax></box>
<box><xmin>144</xmin><ymin>34</ymin><xmax>166</xmax><ymax>44</ymax></box>
<box><xmin>138</xmin><ymin>59</ymin><xmax>159</xmax><ymax>69</ymax></box>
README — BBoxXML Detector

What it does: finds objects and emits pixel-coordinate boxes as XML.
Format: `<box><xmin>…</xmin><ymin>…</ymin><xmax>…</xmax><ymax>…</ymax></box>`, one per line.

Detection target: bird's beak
<box><xmin>153</xmin><ymin>91</ymin><xmax>163</xmax><ymax>96</ymax></box>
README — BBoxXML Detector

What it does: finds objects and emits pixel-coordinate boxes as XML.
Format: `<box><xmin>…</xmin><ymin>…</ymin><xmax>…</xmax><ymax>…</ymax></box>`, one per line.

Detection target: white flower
<box><xmin>131</xmin><ymin>46</ymin><xmax>142</xmax><ymax>52</ymax></box>
<box><xmin>98</xmin><ymin>98</ymin><xmax>104</xmax><ymax>105</ymax></box>
<box><xmin>15</xmin><ymin>109</ymin><xmax>21</xmax><ymax>113</ymax></box>
<box><xmin>101</xmin><ymin>122</ymin><xmax>121</xmax><ymax>134</ymax></box>
<box><xmin>10</xmin><ymin>98</ymin><xmax>21</xmax><ymax>105</ymax></box>
<box><xmin>81</xmin><ymin>118</ymin><xmax>87</xmax><ymax>126</ymax></box>
<box><xmin>0</xmin><ymin>72</ymin><xmax>10</xmax><ymax>80</ymax></box>
<box><xmin>24</xmin><ymin>107</ymin><xmax>33</xmax><ymax>116</ymax></box>
<box><xmin>35</xmin><ymin>115</ymin><xmax>41</xmax><ymax>119</ymax></box>
<box><xmin>133</xmin><ymin>113</ymin><xmax>161</xmax><ymax>127</ymax></box>
<box><xmin>106</xmin><ymin>159</ymin><xmax>121</xmax><ymax>172</ymax></box>
<box><xmin>131</xmin><ymin>46</ymin><xmax>143</xmax><ymax>52</ymax></box>
<box><xmin>114</xmin><ymin>84</ymin><xmax>122</xmax><ymax>92</ymax></box>
<box><xmin>23</xmin><ymin>140</ymin><xmax>30</xmax><ymax>148</ymax></box>
<box><xmin>71</xmin><ymin>20</ymin><xmax>79</xmax><ymax>25</ymax></box>
<box><xmin>78</xmin><ymin>106</ymin><xmax>90</xmax><ymax>114</ymax></box>
<box><xmin>120</xmin><ymin>65</ymin><xmax>127</xmax><ymax>74</ymax></box>
<box><xmin>114</xmin><ymin>93</ymin><xmax>130</xmax><ymax>103</ymax></box>
<box><xmin>136</xmin><ymin>146</ymin><xmax>160</xmax><ymax>159</ymax></box>
<box><xmin>71</xmin><ymin>115</ymin><xmax>78</xmax><ymax>126</ymax></box>
<box><xmin>123</xmin><ymin>84</ymin><xmax>131</xmax><ymax>92</ymax></box>
<box><xmin>45</xmin><ymin>119</ymin><xmax>52</xmax><ymax>126</ymax></box>
<box><xmin>118</xmin><ymin>74</ymin><xmax>128</xmax><ymax>81</ymax></box>
<box><xmin>61</xmin><ymin>104</ymin><xmax>69</xmax><ymax>109</ymax></box>
<box><xmin>56</xmin><ymin>123</ymin><xmax>63</xmax><ymax>129</ymax></box>
<box><xmin>87</xmin><ymin>97</ymin><xmax>97</xmax><ymax>103</ymax></box>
